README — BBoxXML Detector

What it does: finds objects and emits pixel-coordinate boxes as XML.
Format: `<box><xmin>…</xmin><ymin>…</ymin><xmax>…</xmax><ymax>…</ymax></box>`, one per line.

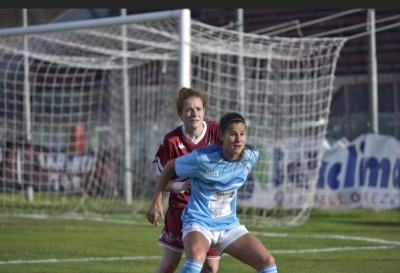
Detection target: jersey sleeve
<box><xmin>150</xmin><ymin>136</ymin><xmax>175</xmax><ymax>176</ymax></box>
<box><xmin>248</xmin><ymin>146</ymin><xmax>260</xmax><ymax>170</ymax></box>
<box><xmin>175</xmin><ymin>150</ymin><xmax>199</xmax><ymax>178</ymax></box>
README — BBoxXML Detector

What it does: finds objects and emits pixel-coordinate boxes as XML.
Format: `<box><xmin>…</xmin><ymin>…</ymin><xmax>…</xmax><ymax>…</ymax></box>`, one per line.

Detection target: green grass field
<box><xmin>1</xmin><ymin>209</ymin><xmax>399</xmax><ymax>273</ymax></box>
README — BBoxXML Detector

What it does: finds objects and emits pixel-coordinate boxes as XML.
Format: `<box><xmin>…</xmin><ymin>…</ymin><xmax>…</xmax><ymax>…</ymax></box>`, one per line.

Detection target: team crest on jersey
<box><xmin>164</xmin><ymin>232</ymin><xmax>174</xmax><ymax>243</ymax></box>
<box><xmin>212</xmin><ymin>210</ymin><xmax>219</xmax><ymax>217</ymax></box>
<box><xmin>244</xmin><ymin>163</ymin><xmax>251</xmax><ymax>174</ymax></box>
<box><xmin>178</xmin><ymin>143</ymin><xmax>186</xmax><ymax>149</ymax></box>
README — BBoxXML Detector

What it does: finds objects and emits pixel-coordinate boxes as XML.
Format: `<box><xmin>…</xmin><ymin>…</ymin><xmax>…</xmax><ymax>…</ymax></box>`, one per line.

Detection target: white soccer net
<box><xmin>190</xmin><ymin>22</ymin><xmax>346</xmax><ymax>226</ymax></box>
<box><xmin>0</xmin><ymin>11</ymin><xmax>346</xmax><ymax>226</ymax></box>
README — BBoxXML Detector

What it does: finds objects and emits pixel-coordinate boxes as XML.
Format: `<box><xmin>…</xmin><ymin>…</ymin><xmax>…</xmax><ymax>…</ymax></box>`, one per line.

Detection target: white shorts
<box><xmin>181</xmin><ymin>224</ymin><xmax>249</xmax><ymax>255</ymax></box>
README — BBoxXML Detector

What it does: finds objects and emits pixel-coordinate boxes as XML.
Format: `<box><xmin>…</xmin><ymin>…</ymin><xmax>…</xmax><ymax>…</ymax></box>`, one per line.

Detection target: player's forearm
<box><xmin>152</xmin><ymin>159</ymin><xmax>176</xmax><ymax>202</ymax></box>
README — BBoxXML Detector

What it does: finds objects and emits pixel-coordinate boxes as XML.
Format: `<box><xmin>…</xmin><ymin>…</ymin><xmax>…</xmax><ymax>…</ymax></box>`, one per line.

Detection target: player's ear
<box><xmin>219</xmin><ymin>132</ymin><xmax>224</xmax><ymax>142</ymax></box>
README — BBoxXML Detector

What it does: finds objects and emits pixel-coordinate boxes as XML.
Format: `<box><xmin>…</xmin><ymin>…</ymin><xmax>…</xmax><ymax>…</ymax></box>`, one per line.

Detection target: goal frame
<box><xmin>0</xmin><ymin>9</ymin><xmax>191</xmax><ymax>205</ymax></box>
<box><xmin>0</xmin><ymin>9</ymin><xmax>347</xmax><ymax>226</ymax></box>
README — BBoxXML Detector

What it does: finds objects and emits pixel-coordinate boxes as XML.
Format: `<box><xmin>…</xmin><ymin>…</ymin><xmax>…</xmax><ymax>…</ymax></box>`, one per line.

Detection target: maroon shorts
<box><xmin>157</xmin><ymin>206</ymin><xmax>220</xmax><ymax>258</ymax></box>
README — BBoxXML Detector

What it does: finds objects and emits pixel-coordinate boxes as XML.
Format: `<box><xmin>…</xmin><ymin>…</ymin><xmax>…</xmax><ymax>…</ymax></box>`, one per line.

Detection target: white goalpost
<box><xmin>0</xmin><ymin>9</ymin><xmax>347</xmax><ymax>226</ymax></box>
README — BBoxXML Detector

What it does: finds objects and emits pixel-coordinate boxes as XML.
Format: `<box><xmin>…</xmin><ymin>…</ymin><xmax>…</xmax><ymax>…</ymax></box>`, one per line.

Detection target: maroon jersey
<box><xmin>150</xmin><ymin>120</ymin><xmax>220</xmax><ymax>256</ymax></box>
<box><xmin>150</xmin><ymin>121</ymin><xmax>220</xmax><ymax>209</ymax></box>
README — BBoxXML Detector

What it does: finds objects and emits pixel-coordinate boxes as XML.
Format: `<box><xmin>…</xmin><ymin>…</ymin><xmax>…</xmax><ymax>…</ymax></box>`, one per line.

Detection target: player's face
<box><xmin>179</xmin><ymin>96</ymin><xmax>205</xmax><ymax>131</ymax></box>
<box><xmin>219</xmin><ymin>122</ymin><xmax>246</xmax><ymax>160</ymax></box>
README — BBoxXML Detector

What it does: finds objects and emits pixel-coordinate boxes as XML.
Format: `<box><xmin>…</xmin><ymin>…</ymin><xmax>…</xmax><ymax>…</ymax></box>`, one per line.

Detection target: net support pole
<box><xmin>23</xmin><ymin>9</ymin><xmax>33</xmax><ymax>202</ymax></box>
<box><xmin>179</xmin><ymin>9</ymin><xmax>191</xmax><ymax>88</ymax></box>
<box><xmin>237</xmin><ymin>9</ymin><xmax>245</xmax><ymax>113</ymax></box>
<box><xmin>23</xmin><ymin>9</ymin><xmax>32</xmax><ymax>142</ymax></box>
<box><xmin>121</xmin><ymin>8</ymin><xmax>132</xmax><ymax>205</ymax></box>
<box><xmin>368</xmin><ymin>9</ymin><xmax>379</xmax><ymax>134</ymax></box>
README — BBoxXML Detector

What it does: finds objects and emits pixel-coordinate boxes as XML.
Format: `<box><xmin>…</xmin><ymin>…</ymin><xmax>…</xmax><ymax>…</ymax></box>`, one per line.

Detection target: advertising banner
<box><xmin>0</xmin><ymin>142</ymin><xmax>116</xmax><ymax>195</ymax></box>
<box><xmin>237</xmin><ymin>134</ymin><xmax>400</xmax><ymax>210</ymax></box>
<box><xmin>2</xmin><ymin>133</ymin><xmax>399</xmax><ymax>209</ymax></box>
<box><xmin>315</xmin><ymin>133</ymin><xmax>400</xmax><ymax>209</ymax></box>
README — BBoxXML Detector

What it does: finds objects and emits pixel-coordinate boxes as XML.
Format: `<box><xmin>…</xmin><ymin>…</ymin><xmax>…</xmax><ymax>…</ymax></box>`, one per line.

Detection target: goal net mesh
<box><xmin>0</xmin><ymin>15</ymin><xmax>346</xmax><ymax>226</ymax></box>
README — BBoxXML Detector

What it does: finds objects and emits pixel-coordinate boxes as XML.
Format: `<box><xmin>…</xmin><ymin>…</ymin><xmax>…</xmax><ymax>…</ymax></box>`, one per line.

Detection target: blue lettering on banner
<box><xmin>273</xmin><ymin>148</ymin><xmax>284</xmax><ymax>187</ymax></box>
<box><xmin>270</xmin><ymin>141</ymin><xmax>400</xmax><ymax>191</ymax></box>
<box><xmin>393</xmin><ymin>159</ymin><xmax>400</xmax><ymax>188</ymax></box>
<box><xmin>238</xmin><ymin>137</ymin><xmax>400</xmax><ymax>204</ymax></box>
<box><xmin>273</xmin><ymin>147</ymin><xmax>319</xmax><ymax>189</ymax></box>
<box><xmin>238</xmin><ymin>172</ymin><xmax>254</xmax><ymax>200</ymax></box>
<box><xmin>344</xmin><ymin>145</ymin><xmax>357</xmax><ymax>188</ymax></box>
<box><xmin>317</xmin><ymin>142</ymin><xmax>400</xmax><ymax>190</ymax></box>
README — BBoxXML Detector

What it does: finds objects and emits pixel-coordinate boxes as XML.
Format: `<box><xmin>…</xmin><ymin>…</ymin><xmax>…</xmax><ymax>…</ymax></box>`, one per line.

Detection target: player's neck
<box><xmin>185</xmin><ymin>123</ymin><xmax>204</xmax><ymax>140</ymax></box>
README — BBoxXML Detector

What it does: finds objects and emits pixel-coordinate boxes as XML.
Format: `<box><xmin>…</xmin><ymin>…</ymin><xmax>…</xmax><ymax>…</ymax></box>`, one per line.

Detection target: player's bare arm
<box><xmin>146</xmin><ymin>159</ymin><xmax>177</xmax><ymax>226</ymax></box>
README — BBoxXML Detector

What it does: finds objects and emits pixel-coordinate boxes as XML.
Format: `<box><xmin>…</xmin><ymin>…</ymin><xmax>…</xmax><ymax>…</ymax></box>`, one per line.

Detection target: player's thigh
<box><xmin>183</xmin><ymin>231</ymin><xmax>210</xmax><ymax>262</ymax></box>
<box><xmin>223</xmin><ymin>233</ymin><xmax>275</xmax><ymax>269</ymax></box>
<box><xmin>160</xmin><ymin>247</ymin><xmax>183</xmax><ymax>265</ymax></box>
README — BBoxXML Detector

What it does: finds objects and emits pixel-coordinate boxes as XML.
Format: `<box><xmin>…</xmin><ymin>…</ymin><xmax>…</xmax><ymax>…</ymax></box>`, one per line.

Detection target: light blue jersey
<box><xmin>175</xmin><ymin>144</ymin><xmax>259</xmax><ymax>231</ymax></box>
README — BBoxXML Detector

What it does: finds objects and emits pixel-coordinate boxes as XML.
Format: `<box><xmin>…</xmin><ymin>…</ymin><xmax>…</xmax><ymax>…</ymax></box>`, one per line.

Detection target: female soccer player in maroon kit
<box><xmin>150</xmin><ymin>87</ymin><xmax>220</xmax><ymax>273</ymax></box>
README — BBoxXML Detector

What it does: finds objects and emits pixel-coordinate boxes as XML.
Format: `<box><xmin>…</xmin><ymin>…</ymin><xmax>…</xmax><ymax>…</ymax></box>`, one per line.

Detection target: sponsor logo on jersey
<box><xmin>206</xmin><ymin>169</ymin><xmax>219</xmax><ymax>177</ymax></box>
<box><xmin>215</xmin><ymin>190</ymin><xmax>235</xmax><ymax>198</ymax></box>
<box><xmin>178</xmin><ymin>143</ymin><xmax>186</xmax><ymax>149</ymax></box>
<box><xmin>244</xmin><ymin>163</ymin><xmax>251</xmax><ymax>174</ymax></box>
<box><xmin>176</xmin><ymin>236</ymin><xmax>183</xmax><ymax>245</ymax></box>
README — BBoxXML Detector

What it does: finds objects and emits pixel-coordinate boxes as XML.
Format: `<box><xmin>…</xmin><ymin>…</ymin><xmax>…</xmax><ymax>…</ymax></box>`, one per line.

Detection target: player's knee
<box><xmin>262</xmin><ymin>254</ymin><xmax>275</xmax><ymax>266</ymax></box>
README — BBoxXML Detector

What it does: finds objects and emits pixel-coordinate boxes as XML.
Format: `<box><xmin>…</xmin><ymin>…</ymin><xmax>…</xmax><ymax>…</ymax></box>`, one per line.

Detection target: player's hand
<box><xmin>183</xmin><ymin>180</ymin><xmax>191</xmax><ymax>195</ymax></box>
<box><xmin>146</xmin><ymin>201</ymin><xmax>164</xmax><ymax>227</ymax></box>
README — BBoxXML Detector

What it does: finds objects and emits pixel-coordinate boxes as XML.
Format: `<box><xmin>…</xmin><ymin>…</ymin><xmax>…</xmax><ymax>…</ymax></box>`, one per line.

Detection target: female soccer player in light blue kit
<box><xmin>147</xmin><ymin>112</ymin><xmax>278</xmax><ymax>273</ymax></box>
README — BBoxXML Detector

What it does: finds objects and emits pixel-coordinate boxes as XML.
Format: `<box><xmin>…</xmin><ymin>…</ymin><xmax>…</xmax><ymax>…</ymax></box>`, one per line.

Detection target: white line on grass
<box><xmin>0</xmin><ymin>214</ymin><xmax>155</xmax><ymax>226</ymax></box>
<box><xmin>0</xmin><ymin>256</ymin><xmax>163</xmax><ymax>265</ymax></box>
<box><xmin>2</xmin><ymin>214</ymin><xmax>400</xmax><ymax>266</ymax></box>
<box><xmin>4</xmin><ymin>215</ymin><xmax>400</xmax><ymax>246</ymax></box>
<box><xmin>0</xmin><ymin>245</ymin><xmax>397</xmax><ymax>265</ymax></box>
<box><xmin>4</xmin><ymin>214</ymin><xmax>400</xmax><ymax>246</ymax></box>
<box><xmin>270</xmin><ymin>245</ymin><xmax>396</xmax><ymax>253</ymax></box>
<box><xmin>252</xmin><ymin>232</ymin><xmax>400</xmax><ymax>246</ymax></box>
